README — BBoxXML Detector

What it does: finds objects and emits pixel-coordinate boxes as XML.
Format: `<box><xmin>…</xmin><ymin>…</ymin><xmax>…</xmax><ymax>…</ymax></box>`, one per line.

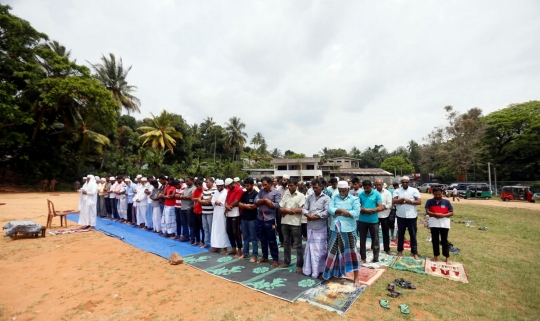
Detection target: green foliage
<box><xmin>380</xmin><ymin>156</ymin><xmax>414</xmax><ymax>175</ymax></box>
<box><xmin>284</xmin><ymin>150</ymin><xmax>307</xmax><ymax>159</ymax></box>
<box><xmin>138</xmin><ymin>110</ymin><xmax>183</xmax><ymax>154</ymax></box>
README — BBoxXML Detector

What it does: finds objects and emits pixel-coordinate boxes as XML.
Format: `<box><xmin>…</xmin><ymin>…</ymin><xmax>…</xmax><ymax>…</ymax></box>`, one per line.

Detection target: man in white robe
<box><xmin>134</xmin><ymin>177</ymin><xmax>149</xmax><ymax>228</ymax></box>
<box><xmin>210</xmin><ymin>179</ymin><xmax>229</xmax><ymax>252</ymax></box>
<box><xmin>79</xmin><ymin>175</ymin><xmax>98</xmax><ymax>229</ymax></box>
<box><xmin>78</xmin><ymin>176</ymin><xmax>87</xmax><ymax>213</ymax></box>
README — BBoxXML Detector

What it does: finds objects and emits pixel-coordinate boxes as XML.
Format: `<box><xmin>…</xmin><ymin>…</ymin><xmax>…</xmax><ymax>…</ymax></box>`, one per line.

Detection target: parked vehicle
<box><xmin>418</xmin><ymin>183</ymin><xmax>433</xmax><ymax>193</ymax></box>
<box><xmin>446</xmin><ymin>182</ymin><xmax>488</xmax><ymax>197</ymax></box>
<box><xmin>501</xmin><ymin>186</ymin><xmax>531</xmax><ymax>201</ymax></box>
<box><xmin>464</xmin><ymin>185</ymin><xmax>492</xmax><ymax>199</ymax></box>
<box><xmin>533</xmin><ymin>193</ymin><xmax>540</xmax><ymax>200</ymax></box>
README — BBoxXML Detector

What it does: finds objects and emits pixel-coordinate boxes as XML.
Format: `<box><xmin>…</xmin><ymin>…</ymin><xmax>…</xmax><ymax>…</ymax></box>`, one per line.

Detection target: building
<box><xmin>321</xmin><ymin>157</ymin><xmax>393</xmax><ymax>183</ymax></box>
<box><xmin>271</xmin><ymin>158</ymin><xmax>323</xmax><ymax>181</ymax></box>
<box><xmin>243</xmin><ymin>168</ymin><xmax>275</xmax><ymax>179</ymax></box>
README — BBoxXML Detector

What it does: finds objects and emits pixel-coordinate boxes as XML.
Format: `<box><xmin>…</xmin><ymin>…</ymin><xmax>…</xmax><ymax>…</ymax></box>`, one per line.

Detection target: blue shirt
<box><xmin>255</xmin><ymin>188</ymin><xmax>281</xmax><ymax>221</ymax></box>
<box><xmin>328</xmin><ymin>193</ymin><xmax>360</xmax><ymax>233</ymax></box>
<box><xmin>126</xmin><ymin>184</ymin><xmax>136</xmax><ymax>204</ymax></box>
<box><xmin>358</xmin><ymin>189</ymin><xmax>382</xmax><ymax>223</ymax></box>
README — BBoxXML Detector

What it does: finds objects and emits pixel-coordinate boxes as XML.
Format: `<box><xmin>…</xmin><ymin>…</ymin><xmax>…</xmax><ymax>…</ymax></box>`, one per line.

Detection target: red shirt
<box><xmin>226</xmin><ymin>185</ymin><xmax>244</xmax><ymax>206</ymax></box>
<box><xmin>192</xmin><ymin>188</ymin><xmax>204</xmax><ymax>214</ymax></box>
<box><xmin>164</xmin><ymin>185</ymin><xmax>177</xmax><ymax>206</ymax></box>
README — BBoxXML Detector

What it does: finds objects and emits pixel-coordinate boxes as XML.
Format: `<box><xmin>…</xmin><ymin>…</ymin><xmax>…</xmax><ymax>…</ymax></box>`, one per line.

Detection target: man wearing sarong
<box><xmin>211</xmin><ymin>180</ymin><xmax>229</xmax><ymax>253</ymax></box>
<box><xmin>134</xmin><ymin>177</ymin><xmax>149</xmax><ymax>228</ymax></box>
<box><xmin>161</xmin><ymin>179</ymin><xmax>178</xmax><ymax>238</ymax></box>
<box><xmin>302</xmin><ymin>179</ymin><xmax>330</xmax><ymax>279</ymax></box>
<box><xmin>324</xmin><ymin>181</ymin><xmax>361</xmax><ymax>285</ymax></box>
<box><xmin>278</xmin><ymin>178</ymin><xmax>306</xmax><ymax>273</ymax></box>
<box><xmin>255</xmin><ymin>176</ymin><xmax>282</xmax><ymax>268</ymax></box>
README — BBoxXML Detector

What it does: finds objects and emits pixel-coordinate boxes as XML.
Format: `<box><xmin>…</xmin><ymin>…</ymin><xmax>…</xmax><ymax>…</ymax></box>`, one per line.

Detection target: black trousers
<box><xmin>189</xmin><ymin>211</ymin><xmax>202</xmax><ymax>243</ymax></box>
<box><xmin>301</xmin><ymin>223</ymin><xmax>307</xmax><ymax>238</ymax></box>
<box><xmin>282</xmin><ymin>224</ymin><xmax>304</xmax><ymax>267</ymax></box>
<box><xmin>127</xmin><ymin>203</ymin><xmax>133</xmax><ymax>223</ymax></box>
<box><xmin>226</xmin><ymin>217</ymin><xmax>242</xmax><ymax>249</ymax></box>
<box><xmin>105</xmin><ymin>196</ymin><xmax>112</xmax><ymax>215</ymax></box>
<box><xmin>431</xmin><ymin>227</ymin><xmax>450</xmax><ymax>257</ymax></box>
<box><xmin>276</xmin><ymin>212</ymin><xmax>284</xmax><ymax>244</ymax></box>
<box><xmin>397</xmin><ymin>217</ymin><xmax>418</xmax><ymax>254</ymax></box>
<box><xmin>359</xmin><ymin>221</ymin><xmax>380</xmax><ymax>261</ymax></box>
<box><xmin>378</xmin><ymin>217</ymin><xmax>390</xmax><ymax>252</ymax></box>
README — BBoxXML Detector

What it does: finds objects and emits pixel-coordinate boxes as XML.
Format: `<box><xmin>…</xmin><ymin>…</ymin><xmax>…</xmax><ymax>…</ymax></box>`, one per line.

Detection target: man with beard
<box><xmin>392</xmin><ymin>176</ymin><xmax>422</xmax><ymax>260</ymax></box>
<box><xmin>211</xmin><ymin>180</ymin><xmax>229</xmax><ymax>253</ymax></box>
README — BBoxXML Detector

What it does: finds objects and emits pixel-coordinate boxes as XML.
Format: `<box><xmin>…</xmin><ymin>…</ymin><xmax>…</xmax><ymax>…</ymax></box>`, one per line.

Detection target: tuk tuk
<box><xmin>464</xmin><ymin>184</ymin><xmax>492</xmax><ymax>199</ymax></box>
<box><xmin>500</xmin><ymin>186</ymin><xmax>530</xmax><ymax>201</ymax></box>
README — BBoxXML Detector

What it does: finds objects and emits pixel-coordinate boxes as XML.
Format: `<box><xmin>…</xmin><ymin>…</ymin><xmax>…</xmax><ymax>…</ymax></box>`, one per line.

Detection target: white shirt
<box><xmin>146</xmin><ymin>184</ymin><xmax>154</xmax><ymax>205</ymax></box>
<box><xmin>109</xmin><ymin>182</ymin><xmax>117</xmax><ymax>198</ymax></box>
<box><xmin>393</xmin><ymin>187</ymin><xmax>421</xmax><ymax>219</ymax></box>
<box><xmin>377</xmin><ymin>188</ymin><xmax>393</xmax><ymax>218</ymax></box>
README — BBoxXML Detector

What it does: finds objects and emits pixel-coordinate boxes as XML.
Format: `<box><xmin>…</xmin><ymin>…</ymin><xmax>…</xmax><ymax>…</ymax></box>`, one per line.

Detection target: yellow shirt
<box><xmin>279</xmin><ymin>189</ymin><xmax>306</xmax><ymax>226</ymax></box>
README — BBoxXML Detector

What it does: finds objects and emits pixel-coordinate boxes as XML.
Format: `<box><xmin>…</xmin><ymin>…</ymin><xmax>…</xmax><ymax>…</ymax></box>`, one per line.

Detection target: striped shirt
<box><xmin>175</xmin><ymin>186</ymin><xmax>185</xmax><ymax>208</ymax></box>
<box><xmin>202</xmin><ymin>187</ymin><xmax>217</xmax><ymax>214</ymax></box>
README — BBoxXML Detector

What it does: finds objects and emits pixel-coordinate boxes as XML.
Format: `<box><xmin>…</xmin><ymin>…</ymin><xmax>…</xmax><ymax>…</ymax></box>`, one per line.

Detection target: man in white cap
<box><xmin>125</xmin><ymin>178</ymin><xmax>136</xmax><ymax>224</ymax></box>
<box><xmin>211</xmin><ymin>179</ymin><xmax>229</xmax><ymax>253</ymax></box>
<box><xmin>134</xmin><ymin>177</ymin><xmax>149</xmax><ymax>228</ymax></box>
<box><xmin>324</xmin><ymin>180</ymin><xmax>361</xmax><ymax>285</ymax></box>
<box><xmin>224</xmin><ymin>178</ymin><xmax>244</xmax><ymax>256</ymax></box>
<box><xmin>79</xmin><ymin>175</ymin><xmax>98</xmax><ymax>230</ymax></box>
<box><xmin>392</xmin><ymin>176</ymin><xmax>422</xmax><ymax>260</ymax></box>
<box><xmin>108</xmin><ymin>176</ymin><xmax>117</xmax><ymax>219</ymax></box>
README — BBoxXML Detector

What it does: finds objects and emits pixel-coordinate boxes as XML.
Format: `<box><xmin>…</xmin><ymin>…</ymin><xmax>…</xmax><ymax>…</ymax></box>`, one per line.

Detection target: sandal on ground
<box><xmin>399</xmin><ymin>303</ymin><xmax>410</xmax><ymax>314</ymax></box>
<box><xmin>394</xmin><ymin>278</ymin><xmax>416</xmax><ymax>289</ymax></box>
<box><xmin>387</xmin><ymin>283</ymin><xmax>395</xmax><ymax>291</ymax></box>
<box><xmin>379</xmin><ymin>299</ymin><xmax>390</xmax><ymax>309</ymax></box>
<box><xmin>478</xmin><ymin>226</ymin><xmax>488</xmax><ymax>231</ymax></box>
<box><xmin>387</xmin><ymin>291</ymin><xmax>402</xmax><ymax>298</ymax></box>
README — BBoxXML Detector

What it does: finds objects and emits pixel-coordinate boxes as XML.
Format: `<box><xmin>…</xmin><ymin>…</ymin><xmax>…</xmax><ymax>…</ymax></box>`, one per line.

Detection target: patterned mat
<box><xmin>390</xmin><ymin>240</ymin><xmax>411</xmax><ymax>250</ymax></box>
<box><xmin>424</xmin><ymin>258</ymin><xmax>469</xmax><ymax>283</ymax></box>
<box><xmin>345</xmin><ymin>267</ymin><xmax>386</xmax><ymax>286</ymax></box>
<box><xmin>388</xmin><ymin>256</ymin><xmax>427</xmax><ymax>275</ymax></box>
<box><xmin>298</xmin><ymin>279</ymin><xmax>367</xmax><ymax>315</ymax></box>
<box><xmin>183</xmin><ymin>247</ymin><xmax>322</xmax><ymax>302</ymax></box>
<box><xmin>365</xmin><ymin>251</ymin><xmax>396</xmax><ymax>267</ymax></box>
<box><xmin>48</xmin><ymin>228</ymin><xmax>92</xmax><ymax>235</ymax></box>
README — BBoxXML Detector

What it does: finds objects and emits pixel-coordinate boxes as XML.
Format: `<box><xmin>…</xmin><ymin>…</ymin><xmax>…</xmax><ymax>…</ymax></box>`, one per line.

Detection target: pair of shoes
<box><xmin>386</xmin><ymin>283</ymin><xmax>402</xmax><ymax>298</ymax></box>
<box><xmin>379</xmin><ymin>299</ymin><xmax>410</xmax><ymax>314</ymax></box>
<box><xmin>394</xmin><ymin>278</ymin><xmax>417</xmax><ymax>289</ymax></box>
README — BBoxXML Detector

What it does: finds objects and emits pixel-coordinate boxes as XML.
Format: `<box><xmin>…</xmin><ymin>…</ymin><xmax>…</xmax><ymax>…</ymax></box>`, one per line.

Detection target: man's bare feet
<box><xmin>295</xmin><ymin>267</ymin><xmax>303</xmax><ymax>274</ymax></box>
<box><xmin>271</xmin><ymin>261</ymin><xmax>280</xmax><ymax>268</ymax></box>
<box><xmin>236</xmin><ymin>253</ymin><xmax>247</xmax><ymax>259</ymax></box>
<box><xmin>397</xmin><ymin>251</ymin><xmax>403</xmax><ymax>257</ymax></box>
<box><xmin>360</xmin><ymin>260</ymin><xmax>366</xmax><ymax>264</ymax></box>
<box><xmin>199</xmin><ymin>243</ymin><xmax>206</xmax><ymax>248</ymax></box>
<box><xmin>219</xmin><ymin>249</ymin><xmax>228</xmax><ymax>255</ymax></box>
<box><xmin>445</xmin><ymin>257</ymin><xmax>452</xmax><ymax>264</ymax></box>
<box><xmin>432</xmin><ymin>256</ymin><xmax>438</xmax><ymax>262</ymax></box>
<box><xmin>209</xmin><ymin>247</ymin><xmax>218</xmax><ymax>252</ymax></box>
<box><xmin>249</xmin><ymin>256</ymin><xmax>257</xmax><ymax>263</ymax></box>
<box><xmin>257</xmin><ymin>258</ymin><xmax>269</xmax><ymax>264</ymax></box>
<box><xmin>353</xmin><ymin>277</ymin><xmax>361</xmax><ymax>287</ymax></box>
<box><xmin>385</xmin><ymin>251</ymin><xmax>391</xmax><ymax>255</ymax></box>
<box><xmin>413</xmin><ymin>254</ymin><xmax>420</xmax><ymax>260</ymax></box>
<box><xmin>226</xmin><ymin>250</ymin><xmax>237</xmax><ymax>256</ymax></box>
<box><xmin>278</xmin><ymin>263</ymin><xmax>291</xmax><ymax>268</ymax></box>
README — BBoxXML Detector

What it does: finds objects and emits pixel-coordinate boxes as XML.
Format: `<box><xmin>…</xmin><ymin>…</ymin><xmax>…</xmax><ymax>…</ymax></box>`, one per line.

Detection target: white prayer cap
<box><xmin>233</xmin><ymin>177</ymin><xmax>240</xmax><ymax>182</ymax></box>
<box><xmin>215</xmin><ymin>179</ymin><xmax>224</xmax><ymax>185</ymax></box>
<box><xmin>141</xmin><ymin>177</ymin><xmax>148</xmax><ymax>181</ymax></box>
<box><xmin>109</xmin><ymin>176</ymin><xmax>115</xmax><ymax>180</ymax></box>
<box><xmin>337</xmin><ymin>181</ymin><xmax>349</xmax><ymax>189</ymax></box>
<box><xmin>283</xmin><ymin>174</ymin><xmax>290</xmax><ymax>179</ymax></box>
<box><xmin>101</xmin><ymin>178</ymin><xmax>106</xmax><ymax>181</ymax></box>
<box><xmin>225</xmin><ymin>178</ymin><xmax>234</xmax><ymax>186</ymax></box>
<box><xmin>95</xmin><ymin>176</ymin><xmax>100</xmax><ymax>180</ymax></box>
<box><xmin>401</xmin><ymin>176</ymin><xmax>410</xmax><ymax>181</ymax></box>
<box><xmin>136</xmin><ymin>174</ymin><xmax>142</xmax><ymax>178</ymax></box>
<box><xmin>87</xmin><ymin>174</ymin><xmax>93</xmax><ymax>178</ymax></box>
<box><xmin>125</xmin><ymin>178</ymin><xmax>131</xmax><ymax>182</ymax></box>
<box><xmin>83</xmin><ymin>177</ymin><xmax>87</xmax><ymax>180</ymax></box>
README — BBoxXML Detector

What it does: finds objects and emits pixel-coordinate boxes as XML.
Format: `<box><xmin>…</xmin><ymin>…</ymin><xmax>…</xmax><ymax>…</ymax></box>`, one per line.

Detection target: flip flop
<box><xmin>478</xmin><ymin>227</ymin><xmax>488</xmax><ymax>231</ymax></box>
<box><xmin>387</xmin><ymin>283</ymin><xmax>395</xmax><ymax>291</ymax></box>
<box><xmin>387</xmin><ymin>291</ymin><xmax>402</xmax><ymax>298</ymax></box>
<box><xmin>399</xmin><ymin>303</ymin><xmax>410</xmax><ymax>314</ymax></box>
<box><xmin>379</xmin><ymin>299</ymin><xmax>390</xmax><ymax>309</ymax></box>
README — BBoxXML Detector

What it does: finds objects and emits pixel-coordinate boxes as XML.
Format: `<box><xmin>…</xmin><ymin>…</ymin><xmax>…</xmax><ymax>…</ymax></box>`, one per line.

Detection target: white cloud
<box><xmin>7</xmin><ymin>0</ymin><xmax>540</xmax><ymax>155</ymax></box>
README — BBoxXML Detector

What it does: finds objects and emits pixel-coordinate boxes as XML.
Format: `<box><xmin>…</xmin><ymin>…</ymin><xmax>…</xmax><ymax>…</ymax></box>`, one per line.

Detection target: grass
<box><xmin>362</xmin><ymin>202</ymin><xmax>540</xmax><ymax>320</ymax></box>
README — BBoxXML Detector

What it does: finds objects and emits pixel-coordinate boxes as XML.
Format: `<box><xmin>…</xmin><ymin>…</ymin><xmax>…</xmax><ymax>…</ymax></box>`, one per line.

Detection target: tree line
<box><xmin>1</xmin><ymin>5</ymin><xmax>538</xmax><ymax>188</ymax></box>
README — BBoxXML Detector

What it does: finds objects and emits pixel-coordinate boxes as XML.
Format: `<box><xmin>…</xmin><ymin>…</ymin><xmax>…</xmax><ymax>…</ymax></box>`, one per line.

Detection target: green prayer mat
<box><xmin>388</xmin><ymin>255</ymin><xmax>427</xmax><ymax>274</ymax></box>
<box><xmin>183</xmin><ymin>248</ymin><xmax>322</xmax><ymax>302</ymax></box>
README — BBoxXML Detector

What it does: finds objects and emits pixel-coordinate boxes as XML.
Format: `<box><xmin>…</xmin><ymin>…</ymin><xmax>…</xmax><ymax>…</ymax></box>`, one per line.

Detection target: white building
<box><xmin>271</xmin><ymin>158</ymin><xmax>323</xmax><ymax>181</ymax></box>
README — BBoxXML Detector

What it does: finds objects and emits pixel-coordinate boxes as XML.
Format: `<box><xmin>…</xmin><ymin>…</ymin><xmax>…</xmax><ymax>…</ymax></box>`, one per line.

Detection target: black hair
<box><xmin>172</xmin><ymin>180</ymin><xmax>180</xmax><ymax>186</ymax></box>
<box><xmin>260</xmin><ymin>176</ymin><xmax>272</xmax><ymax>184</ymax></box>
<box><xmin>207</xmin><ymin>177</ymin><xmax>214</xmax><ymax>183</ymax></box>
<box><xmin>244</xmin><ymin>177</ymin><xmax>254</xmax><ymax>185</ymax></box>
<box><xmin>288</xmin><ymin>178</ymin><xmax>298</xmax><ymax>185</ymax></box>
<box><xmin>150</xmin><ymin>180</ymin><xmax>159</xmax><ymax>188</ymax></box>
<box><xmin>158</xmin><ymin>175</ymin><xmax>166</xmax><ymax>180</ymax></box>
<box><xmin>311</xmin><ymin>179</ymin><xmax>321</xmax><ymax>187</ymax></box>
<box><xmin>362</xmin><ymin>180</ymin><xmax>372</xmax><ymax>186</ymax></box>
<box><xmin>351</xmin><ymin>177</ymin><xmax>360</xmax><ymax>184</ymax></box>
<box><xmin>195</xmin><ymin>179</ymin><xmax>204</xmax><ymax>186</ymax></box>
<box><xmin>299</xmin><ymin>185</ymin><xmax>307</xmax><ymax>191</ymax></box>
<box><xmin>432</xmin><ymin>187</ymin><xmax>443</xmax><ymax>192</ymax></box>
<box><xmin>393</xmin><ymin>182</ymin><xmax>399</xmax><ymax>187</ymax></box>
<box><xmin>168</xmin><ymin>176</ymin><xmax>175</xmax><ymax>181</ymax></box>
<box><xmin>329</xmin><ymin>177</ymin><xmax>338</xmax><ymax>184</ymax></box>
<box><xmin>186</xmin><ymin>177</ymin><xmax>194</xmax><ymax>182</ymax></box>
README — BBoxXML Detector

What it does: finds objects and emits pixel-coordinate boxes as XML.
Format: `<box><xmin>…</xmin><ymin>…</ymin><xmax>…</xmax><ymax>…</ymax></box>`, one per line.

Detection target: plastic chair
<box><xmin>46</xmin><ymin>199</ymin><xmax>69</xmax><ymax>228</ymax></box>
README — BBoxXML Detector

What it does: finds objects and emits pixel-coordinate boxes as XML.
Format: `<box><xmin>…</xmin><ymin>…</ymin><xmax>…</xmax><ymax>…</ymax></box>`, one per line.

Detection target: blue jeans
<box><xmin>397</xmin><ymin>216</ymin><xmax>418</xmax><ymax>254</ymax></box>
<box><xmin>242</xmin><ymin>219</ymin><xmax>258</xmax><ymax>256</ymax></box>
<box><xmin>202</xmin><ymin>214</ymin><xmax>213</xmax><ymax>246</ymax></box>
<box><xmin>257</xmin><ymin>218</ymin><xmax>278</xmax><ymax>261</ymax></box>
<box><xmin>112</xmin><ymin>198</ymin><xmax>119</xmax><ymax>219</ymax></box>
<box><xmin>176</xmin><ymin>208</ymin><xmax>190</xmax><ymax>238</ymax></box>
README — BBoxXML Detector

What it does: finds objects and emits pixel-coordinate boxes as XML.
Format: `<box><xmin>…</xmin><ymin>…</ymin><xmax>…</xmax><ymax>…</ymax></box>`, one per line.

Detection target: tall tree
<box><xmin>89</xmin><ymin>53</ymin><xmax>141</xmax><ymax>114</ymax></box>
<box><xmin>250</xmin><ymin>132</ymin><xmax>265</xmax><ymax>149</ymax></box>
<box><xmin>138</xmin><ymin>110</ymin><xmax>183</xmax><ymax>154</ymax></box>
<box><xmin>224</xmin><ymin>116</ymin><xmax>248</xmax><ymax>161</ymax></box>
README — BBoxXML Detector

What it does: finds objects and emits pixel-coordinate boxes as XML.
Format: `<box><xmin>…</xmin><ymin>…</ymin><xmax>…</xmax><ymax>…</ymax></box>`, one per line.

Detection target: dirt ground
<box><xmin>0</xmin><ymin>192</ymin><xmax>538</xmax><ymax>321</ymax></box>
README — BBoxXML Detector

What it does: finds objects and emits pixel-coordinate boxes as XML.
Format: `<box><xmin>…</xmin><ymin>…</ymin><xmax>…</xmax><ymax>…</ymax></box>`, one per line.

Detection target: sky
<box><xmin>6</xmin><ymin>0</ymin><xmax>540</xmax><ymax>156</ymax></box>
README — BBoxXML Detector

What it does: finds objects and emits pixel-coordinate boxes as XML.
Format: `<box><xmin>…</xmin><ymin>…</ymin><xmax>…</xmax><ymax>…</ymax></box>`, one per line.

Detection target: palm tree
<box><xmin>270</xmin><ymin>148</ymin><xmax>283</xmax><ymax>159</ymax></box>
<box><xmin>40</xmin><ymin>40</ymin><xmax>72</xmax><ymax>59</ymax></box>
<box><xmin>89</xmin><ymin>53</ymin><xmax>141</xmax><ymax>114</ymax></box>
<box><xmin>138</xmin><ymin>110</ymin><xmax>183</xmax><ymax>154</ymax></box>
<box><xmin>250</xmin><ymin>132</ymin><xmax>265</xmax><ymax>149</ymax></box>
<box><xmin>224</xmin><ymin>116</ymin><xmax>248</xmax><ymax>161</ymax></box>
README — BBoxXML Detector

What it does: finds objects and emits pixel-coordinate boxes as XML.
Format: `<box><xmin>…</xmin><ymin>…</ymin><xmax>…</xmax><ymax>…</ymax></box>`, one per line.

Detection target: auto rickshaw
<box><xmin>464</xmin><ymin>184</ymin><xmax>492</xmax><ymax>199</ymax></box>
<box><xmin>500</xmin><ymin>185</ymin><xmax>531</xmax><ymax>201</ymax></box>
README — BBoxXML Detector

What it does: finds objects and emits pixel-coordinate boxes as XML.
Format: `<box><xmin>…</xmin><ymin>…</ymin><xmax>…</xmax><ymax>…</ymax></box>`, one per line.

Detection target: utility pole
<box><xmin>494</xmin><ymin>165</ymin><xmax>498</xmax><ymax>195</ymax></box>
<box><xmin>487</xmin><ymin>162</ymin><xmax>492</xmax><ymax>194</ymax></box>
<box><xmin>214</xmin><ymin>133</ymin><xmax>217</xmax><ymax>163</ymax></box>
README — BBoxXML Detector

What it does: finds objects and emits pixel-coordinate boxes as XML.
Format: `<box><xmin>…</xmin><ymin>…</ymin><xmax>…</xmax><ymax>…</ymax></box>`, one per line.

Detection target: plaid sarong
<box><xmin>323</xmin><ymin>221</ymin><xmax>360</xmax><ymax>279</ymax></box>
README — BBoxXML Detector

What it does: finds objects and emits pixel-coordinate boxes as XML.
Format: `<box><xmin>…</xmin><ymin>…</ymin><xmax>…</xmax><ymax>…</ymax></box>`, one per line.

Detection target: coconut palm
<box><xmin>89</xmin><ymin>53</ymin><xmax>141</xmax><ymax>114</ymax></box>
<box><xmin>224</xmin><ymin>117</ymin><xmax>248</xmax><ymax>161</ymax></box>
<box><xmin>138</xmin><ymin>110</ymin><xmax>183</xmax><ymax>154</ymax></box>
<box><xmin>250</xmin><ymin>132</ymin><xmax>265</xmax><ymax>149</ymax></box>
<box><xmin>40</xmin><ymin>40</ymin><xmax>72</xmax><ymax>59</ymax></box>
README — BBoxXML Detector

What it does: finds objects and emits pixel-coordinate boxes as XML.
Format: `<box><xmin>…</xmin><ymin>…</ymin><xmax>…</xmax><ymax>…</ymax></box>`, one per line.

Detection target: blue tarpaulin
<box><xmin>67</xmin><ymin>214</ymin><xmax>206</xmax><ymax>258</ymax></box>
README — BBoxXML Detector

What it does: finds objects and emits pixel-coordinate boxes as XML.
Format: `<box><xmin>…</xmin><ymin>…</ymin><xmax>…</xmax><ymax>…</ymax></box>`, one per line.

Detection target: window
<box><xmin>337</xmin><ymin>161</ymin><xmax>342</xmax><ymax>163</ymax></box>
<box><xmin>289</xmin><ymin>165</ymin><xmax>298</xmax><ymax>170</ymax></box>
<box><xmin>277</xmin><ymin>165</ymin><xmax>287</xmax><ymax>170</ymax></box>
<box><xmin>306</xmin><ymin>165</ymin><xmax>315</xmax><ymax>170</ymax></box>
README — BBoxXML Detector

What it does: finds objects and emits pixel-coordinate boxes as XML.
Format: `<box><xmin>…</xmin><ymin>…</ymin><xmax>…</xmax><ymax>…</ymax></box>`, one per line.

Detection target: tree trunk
<box><xmin>31</xmin><ymin>110</ymin><xmax>46</xmax><ymax>141</ymax></box>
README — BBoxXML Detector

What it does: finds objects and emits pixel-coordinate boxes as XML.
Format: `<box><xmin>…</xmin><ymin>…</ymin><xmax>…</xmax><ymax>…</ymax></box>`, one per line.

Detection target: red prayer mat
<box><xmin>344</xmin><ymin>267</ymin><xmax>386</xmax><ymax>286</ymax></box>
<box><xmin>390</xmin><ymin>240</ymin><xmax>411</xmax><ymax>250</ymax></box>
<box><xmin>424</xmin><ymin>258</ymin><xmax>469</xmax><ymax>283</ymax></box>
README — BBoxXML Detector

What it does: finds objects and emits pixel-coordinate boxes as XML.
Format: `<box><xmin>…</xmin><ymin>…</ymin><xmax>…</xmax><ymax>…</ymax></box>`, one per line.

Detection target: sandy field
<box><xmin>0</xmin><ymin>192</ymin><xmax>538</xmax><ymax>321</ymax></box>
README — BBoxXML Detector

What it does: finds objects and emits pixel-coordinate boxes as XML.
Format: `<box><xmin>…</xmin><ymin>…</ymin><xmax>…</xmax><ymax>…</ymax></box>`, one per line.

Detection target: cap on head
<box><xmin>337</xmin><ymin>181</ymin><xmax>349</xmax><ymax>189</ymax></box>
<box><xmin>141</xmin><ymin>177</ymin><xmax>148</xmax><ymax>181</ymax></box>
<box><xmin>215</xmin><ymin>179</ymin><xmax>224</xmax><ymax>186</ymax></box>
<box><xmin>109</xmin><ymin>176</ymin><xmax>115</xmax><ymax>180</ymax></box>
<box><xmin>233</xmin><ymin>177</ymin><xmax>240</xmax><ymax>182</ymax></box>
<box><xmin>283</xmin><ymin>175</ymin><xmax>290</xmax><ymax>179</ymax></box>
<box><xmin>401</xmin><ymin>176</ymin><xmax>410</xmax><ymax>181</ymax></box>
<box><xmin>225</xmin><ymin>178</ymin><xmax>234</xmax><ymax>186</ymax></box>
